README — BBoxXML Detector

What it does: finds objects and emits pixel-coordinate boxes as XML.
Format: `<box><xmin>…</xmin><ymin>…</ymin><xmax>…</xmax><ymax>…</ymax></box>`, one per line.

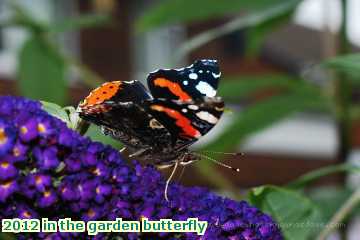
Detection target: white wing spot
<box><xmin>196</xmin><ymin>111</ymin><xmax>218</xmax><ymax>124</ymax></box>
<box><xmin>199</xmin><ymin>70</ymin><xmax>203</xmax><ymax>73</ymax></box>
<box><xmin>188</xmin><ymin>105</ymin><xmax>199</xmax><ymax>110</ymax></box>
<box><xmin>212</xmin><ymin>72</ymin><xmax>221</xmax><ymax>78</ymax></box>
<box><xmin>189</xmin><ymin>73</ymin><xmax>198</xmax><ymax>80</ymax></box>
<box><xmin>183</xmin><ymin>80</ymin><xmax>189</xmax><ymax>85</ymax></box>
<box><xmin>182</xmin><ymin>108</ymin><xmax>188</xmax><ymax>113</ymax></box>
<box><xmin>124</xmin><ymin>80</ymin><xmax>136</xmax><ymax>84</ymax></box>
<box><xmin>195</xmin><ymin>81</ymin><xmax>216</xmax><ymax>97</ymax></box>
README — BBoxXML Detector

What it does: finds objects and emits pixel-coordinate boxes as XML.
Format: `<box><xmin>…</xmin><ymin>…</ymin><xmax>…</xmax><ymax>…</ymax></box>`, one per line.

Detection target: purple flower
<box><xmin>33</xmin><ymin>146</ymin><xmax>60</xmax><ymax>170</ymax></box>
<box><xmin>8</xmin><ymin>140</ymin><xmax>28</xmax><ymax>162</ymax></box>
<box><xmin>64</xmin><ymin>152</ymin><xmax>82</xmax><ymax>172</ymax></box>
<box><xmin>26</xmin><ymin>173</ymin><xmax>52</xmax><ymax>192</ymax></box>
<box><xmin>0</xmin><ymin>160</ymin><xmax>18</xmax><ymax>180</ymax></box>
<box><xmin>81</xmin><ymin>205</ymin><xmax>105</xmax><ymax>221</ymax></box>
<box><xmin>0</xmin><ymin>119</ymin><xmax>16</xmax><ymax>156</ymax></box>
<box><xmin>18</xmin><ymin>117</ymin><xmax>38</xmax><ymax>142</ymax></box>
<box><xmin>16</xmin><ymin>203</ymin><xmax>38</xmax><ymax>219</ymax></box>
<box><xmin>36</xmin><ymin>116</ymin><xmax>56</xmax><ymax>138</ymax></box>
<box><xmin>0</xmin><ymin>179</ymin><xmax>18</xmax><ymax>202</ymax></box>
<box><xmin>0</xmin><ymin>96</ymin><xmax>283</xmax><ymax>239</ymax></box>
<box><xmin>94</xmin><ymin>181</ymin><xmax>112</xmax><ymax>203</ymax></box>
<box><xmin>37</xmin><ymin>188</ymin><xmax>57</xmax><ymax>208</ymax></box>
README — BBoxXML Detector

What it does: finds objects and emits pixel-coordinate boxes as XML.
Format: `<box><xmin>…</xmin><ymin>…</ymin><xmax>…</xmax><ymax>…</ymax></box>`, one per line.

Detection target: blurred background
<box><xmin>0</xmin><ymin>0</ymin><xmax>360</xmax><ymax>238</ymax></box>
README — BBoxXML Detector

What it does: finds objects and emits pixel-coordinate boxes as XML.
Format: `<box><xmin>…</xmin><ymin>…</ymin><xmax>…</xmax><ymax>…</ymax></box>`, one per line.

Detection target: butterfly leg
<box><xmin>128</xmin><ymin>147</ymin><xmax>152</xmax><ymax>158</ymax></box>
<box><xmin>164</xmin><ymin>161</ymin><xmax>179</xmax><ymax>202</ymax></box>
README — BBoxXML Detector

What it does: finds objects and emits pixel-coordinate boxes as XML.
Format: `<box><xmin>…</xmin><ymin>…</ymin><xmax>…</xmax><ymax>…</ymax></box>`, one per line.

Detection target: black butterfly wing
<box><xmin>147</xmin><ymin>59</ymin><xmax>221</xmax><ymax>101</ymax></box>
<box><xmin>144</xmin><ymin>97</ymin><xmax>224</xmax><ymax>149</ymax></box>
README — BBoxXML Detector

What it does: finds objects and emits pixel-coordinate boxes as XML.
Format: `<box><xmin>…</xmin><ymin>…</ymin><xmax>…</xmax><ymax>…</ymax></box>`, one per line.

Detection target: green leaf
<box><xmin>308</xmin><ymin>186</ymin><xmax>357</xmax><ymax>223</ymax></box>
<box><xmin>50</xmin><ymin>14</ymin><xmax>111</xmax><ymax>33</ymax></box>
<box><xmin>41</xmin><ymin>101</ymin><xmax>70</xmax><ymax>124</ymax></box>
<box><xmin>18</xmin><ymin>36</ymin><xmax>67</xmax><ymax>105</ymax></box>
<box><xmin>85</xmin><ymin>125</ymin><xmax>123</xmax><ymax>149</ymax></box>
<box><xmin>63</xmin><ymin>106</ymin><xmax>83</xmax><ymax>130</ymax></box>
<box><xmin>249</xmin><ymin>185</ymin><xmax>323</xmax><ymax>240</ymax></box>
<box><xmin>41</xmin><ymin>102</ymin><xmax>86</xmax><ymax>131</ymax></box>
<box><xmin>202</xmin><ymin>90</ymin><xmax>325</xmax><ymax>152</ymax></box>
<box><xmin>288</xmin><ymin>163</ymin><xmax>360</xmax><ymax>189</ymax></box>
<box><xmin>323</xmin><ymin>54</ymin><xmax>360</xmax><ymax>80</ymax></box>
<box><xmin>218</xmin><ymin>74</ymin><xmax>300</xmax><ymax>101</ymax></box>
<box><xmin>245</xmin><ymin>7</ymin><xmax>294</xmax><ymax>56</ymax></box>
<box><xmin>136</xmin><ymin>0</ymin><xmax>301</xmax><ymax>32</ymax></box>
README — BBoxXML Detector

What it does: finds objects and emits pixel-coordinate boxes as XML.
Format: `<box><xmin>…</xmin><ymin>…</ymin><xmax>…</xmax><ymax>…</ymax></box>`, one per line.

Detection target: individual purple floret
<box><xmin>0</xmin><ymin>96</ymin><xmax>283</xmax><ymax>239</ymax></box>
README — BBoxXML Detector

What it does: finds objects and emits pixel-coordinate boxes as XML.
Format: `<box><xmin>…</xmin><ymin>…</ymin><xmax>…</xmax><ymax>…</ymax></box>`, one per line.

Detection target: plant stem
<box><xmin>75</xmin><ymin>119</ymin><xmax>90</xmax><ymax>136</ymax></box>
<box><xmin>317</xmin><ymin>187</ymin><xmax>360</xmax><ymax>240</ymax></box>
<box><xmin>321</xmin><ymin>1</ymin><xmax>352</xmax><ymax>239</ymax></box>
<box><xmin>335</xmin><ymin>0</ymin><xmax>351</xmax><ymax>164</ymax></box>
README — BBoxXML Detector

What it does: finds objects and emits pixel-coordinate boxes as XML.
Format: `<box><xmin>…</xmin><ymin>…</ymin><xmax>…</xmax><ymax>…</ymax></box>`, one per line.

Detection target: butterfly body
<box><xmin>78</xmin><ymin>60</ymin><xmax>224</xmax><ymax>167</ymax></box>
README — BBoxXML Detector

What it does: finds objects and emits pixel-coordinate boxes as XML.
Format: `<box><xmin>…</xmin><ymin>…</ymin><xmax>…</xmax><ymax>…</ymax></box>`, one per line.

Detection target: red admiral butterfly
<box><xmin>79</xmin><ymin>60</ymin><xmax>238</xmax><ymax>198</ymax></box>
<box><xmin>79</xmin><ymin>59</ymin><xmax>224</xmax><ymax>164</ymax></box>
<box><xmin>78</xmin><ymin>60</ymin><xmax>235</xmax><ymax>199</ymax></box>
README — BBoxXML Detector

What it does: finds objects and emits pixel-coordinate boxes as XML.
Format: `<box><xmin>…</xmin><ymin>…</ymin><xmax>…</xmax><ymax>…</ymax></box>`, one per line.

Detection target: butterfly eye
<box><xmin>78</xmin><ymin>99</ymin><xmax>87</xmax><ymax>107</ymax></box>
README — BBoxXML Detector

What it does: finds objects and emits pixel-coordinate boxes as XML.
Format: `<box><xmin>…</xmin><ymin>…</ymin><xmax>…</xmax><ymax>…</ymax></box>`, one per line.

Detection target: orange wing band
<box><xmin>154</xmin><ymin>78</ymin><xmax>191</xmax><ymax>101</ymax></box>
<box><xmin>151</xmin><ymin>105</ymin><xmax>201</xmax><ymax>139</ymax></box>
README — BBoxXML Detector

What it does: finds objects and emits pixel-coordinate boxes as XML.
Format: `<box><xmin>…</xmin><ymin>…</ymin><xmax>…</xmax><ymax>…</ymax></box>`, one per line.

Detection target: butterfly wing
<box><xmin>78</xmin><ymin>80</ymin><xmax>173</xmax><ymax>150</ymax></box>
<box><xmin>144</xmin><ymin>97</ymin><xmax>224</xmax><ymax>149</ymax></box>
<box><xmin>147</xmin><ymin>59</ymin><xmax>221</xmax><ymax>101</ymax></box>
<box><xmin>79</xmin><ymin>80</ymin><xmax>152</xmax><ymax>115</ymax></box>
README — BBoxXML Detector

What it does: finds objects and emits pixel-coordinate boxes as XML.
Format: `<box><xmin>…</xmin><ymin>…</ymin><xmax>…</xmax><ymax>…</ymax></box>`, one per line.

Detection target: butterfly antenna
<box><xmin>192</xmin><ymin>152</ymin><xmax>240</xmax><ymax>172</ymax></box>
<box><xmin>164</xmin><ymin>161</ymin><xmax>179</xmax><ymax>202</ymax></box>
<box><xmin>200</xmin><ymin>150</ymin><xmax>244</xmax><ymax>156</ymax></box>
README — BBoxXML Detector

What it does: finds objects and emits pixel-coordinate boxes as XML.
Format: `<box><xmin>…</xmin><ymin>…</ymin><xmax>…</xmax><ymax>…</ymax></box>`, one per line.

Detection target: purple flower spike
<box><xmin>0</xmin><ymin>96</ymin><xmax>283</xmax><ymax>239</ymax></box>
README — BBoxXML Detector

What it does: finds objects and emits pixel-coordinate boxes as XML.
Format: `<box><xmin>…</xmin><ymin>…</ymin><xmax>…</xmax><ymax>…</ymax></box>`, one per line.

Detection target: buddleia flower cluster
<box><xmin>0</xmin><ymin>96</ymin><xmax>283</xmax><ymax>239</ymax></box>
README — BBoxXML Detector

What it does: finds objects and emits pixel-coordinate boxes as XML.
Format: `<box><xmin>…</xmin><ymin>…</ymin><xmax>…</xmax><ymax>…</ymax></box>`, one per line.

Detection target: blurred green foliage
<box><xmin>323</xmin><ymin>54</ymin><xmax>360</xmax><ymax>81</ymax></box>
<box><xmin>136</xmin><ymin>0</ymin><xmax>301</xmax><ymax>32</ymax></box>
<box><xmin>249</xmin><ymin>185</ymin><xmax>323</xmax><ymax>240</ymax></box>
<box><xmin>1</xmin><ymin>1</ymin><xmax>110</xmax><ymax>105</ymax></box>
<box><xmin>19</xmin><ymin>36</ymin><xmax>66</xmax><ymax>104</ymax></box>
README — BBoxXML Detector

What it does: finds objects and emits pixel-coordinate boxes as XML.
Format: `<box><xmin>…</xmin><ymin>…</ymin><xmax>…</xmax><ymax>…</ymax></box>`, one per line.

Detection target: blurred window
<box><xmin>294</xmin><ymin>0</ymin><xmax>360</xmax><ymax>47</ymax></box>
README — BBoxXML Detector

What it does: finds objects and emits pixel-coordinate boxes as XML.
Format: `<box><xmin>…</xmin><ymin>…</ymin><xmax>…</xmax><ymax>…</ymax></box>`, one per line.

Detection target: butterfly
<box><xmin>78</xmin><ymin>60</ymin><xmax>226</xmax><ymax>173</ymax></box>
